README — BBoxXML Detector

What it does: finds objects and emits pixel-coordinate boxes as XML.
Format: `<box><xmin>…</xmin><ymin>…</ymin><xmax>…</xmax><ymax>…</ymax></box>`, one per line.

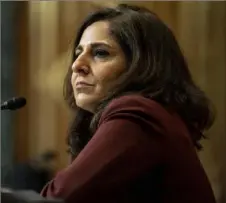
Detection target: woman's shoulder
<box><xmin>105</xmin><ymin>94</ymin><xmax>158</xmax><ymax>111</ymax></box>
<box><xmin>99</xmin><ymin>94</ymin><xmax>191</xmax><ymax>141</ymax></box>
<box><xmin>99</xmin><ymin>94</ymin><xmax>176</xmax><ymax>132</ymax></box>
<box><xmin>101</xmin><ymin>94</ymin><xmax>168</xmax><ymax>120</ymax></box>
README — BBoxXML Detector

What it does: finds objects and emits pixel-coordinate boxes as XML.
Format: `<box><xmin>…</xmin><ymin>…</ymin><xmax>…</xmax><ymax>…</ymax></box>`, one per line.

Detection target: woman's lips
<box><xmin>75</xmin><ymin>81</ymin><xmax>94</xmax><ymax>88</ymax></box>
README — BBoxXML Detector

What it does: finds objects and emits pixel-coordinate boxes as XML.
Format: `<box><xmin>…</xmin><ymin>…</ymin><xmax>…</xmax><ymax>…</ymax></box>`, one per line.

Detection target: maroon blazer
<box><xmin>41</xmin><ymin>95</ymin><xmax>216</xmax><ymax>203</ymax></box>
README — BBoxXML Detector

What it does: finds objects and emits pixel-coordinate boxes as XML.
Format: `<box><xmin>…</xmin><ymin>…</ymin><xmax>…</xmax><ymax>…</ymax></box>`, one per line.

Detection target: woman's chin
<box><xmin>75</xmin><ymin>94</ymin><xmax>97</xmax><ymax>113</ymax></box>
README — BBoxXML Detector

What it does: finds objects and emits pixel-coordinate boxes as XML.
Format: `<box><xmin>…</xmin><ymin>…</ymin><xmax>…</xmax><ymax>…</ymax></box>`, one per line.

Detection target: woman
<box><xmin>41</xmin><ymin>4</ymin><xmax>216</xmax><ymax>203</ymax></box>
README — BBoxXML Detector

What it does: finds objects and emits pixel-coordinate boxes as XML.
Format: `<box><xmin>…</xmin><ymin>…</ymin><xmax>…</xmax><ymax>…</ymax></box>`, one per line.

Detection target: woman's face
<box><xmin>71</xmin><ymin>21</ymin><xmax>127</xmax><ymax>112</ymax></box>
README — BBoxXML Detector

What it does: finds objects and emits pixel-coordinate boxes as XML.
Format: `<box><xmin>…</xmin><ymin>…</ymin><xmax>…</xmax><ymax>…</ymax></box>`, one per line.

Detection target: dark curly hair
<box><xmin>64</xmin><ymin>4</ymin><xmax>214</xmax><ymax>159</ymax></box>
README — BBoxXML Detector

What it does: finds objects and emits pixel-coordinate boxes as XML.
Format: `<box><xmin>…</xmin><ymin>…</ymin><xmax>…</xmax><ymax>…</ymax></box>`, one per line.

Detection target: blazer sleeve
<box><xmin>41</xmin><ymin>96</ymin><xmax>163</xmax><ymax>203</ymax></box>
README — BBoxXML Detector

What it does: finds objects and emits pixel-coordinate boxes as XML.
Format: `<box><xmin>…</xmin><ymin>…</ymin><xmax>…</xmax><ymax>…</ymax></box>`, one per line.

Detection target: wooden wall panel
<box><xmin>15</xmin><ymin>2</ymin><xmax>29</xmax><ymax>161</ymax></box>
<box><xmin>177</xmin><ymin>2</ymin><xmax>226</xmax><ymax>202</ymax></box>
<box><xmin>28</xmin><ymin>1</ymin><xmax>60</xmax><ymax>157</ymax></box>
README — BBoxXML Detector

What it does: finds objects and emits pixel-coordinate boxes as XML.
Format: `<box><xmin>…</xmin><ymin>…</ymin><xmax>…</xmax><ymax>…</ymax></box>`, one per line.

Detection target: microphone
<box><xmin>1</xmin><ymin>97</ymin><xmax>26</xmax><ymax>110</ymax></box>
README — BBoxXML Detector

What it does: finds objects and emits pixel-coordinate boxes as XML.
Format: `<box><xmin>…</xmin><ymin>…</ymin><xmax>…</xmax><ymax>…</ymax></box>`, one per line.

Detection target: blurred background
<box><xmin>1</xmin><ymin>1</ymin><xmax>225</xmax><ymax>202</ymax></box>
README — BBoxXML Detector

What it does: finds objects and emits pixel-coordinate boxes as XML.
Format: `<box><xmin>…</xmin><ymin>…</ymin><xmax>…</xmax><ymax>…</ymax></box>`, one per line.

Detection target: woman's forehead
<box><xmin>79</xmin><ymin>21</ymin><xmax>117</xmax><ymax>48</ymax></box>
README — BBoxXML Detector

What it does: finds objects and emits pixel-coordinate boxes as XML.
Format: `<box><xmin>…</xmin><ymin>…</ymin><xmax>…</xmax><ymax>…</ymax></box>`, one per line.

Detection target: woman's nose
<box><xmin>71</xmin><ymin>55</ymin><xmax>90</xmax><ymax>74</ymax></box>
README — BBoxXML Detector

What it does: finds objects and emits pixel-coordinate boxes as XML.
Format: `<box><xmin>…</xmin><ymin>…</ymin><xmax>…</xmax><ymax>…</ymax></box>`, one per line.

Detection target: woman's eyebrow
<box><xmin>90</xmin><ymin>42</ymin><xmax>113</xmax><ymax>49</ymax></box>
<box><xmin>75</xmin><ymin>42</ymin><xmax>114</xmax><ymax>52</ymax></box>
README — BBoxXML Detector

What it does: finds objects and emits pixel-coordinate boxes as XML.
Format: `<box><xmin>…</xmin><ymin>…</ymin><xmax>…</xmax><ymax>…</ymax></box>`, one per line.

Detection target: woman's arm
<box><xmin>41</xmin><ymin>96</ymin><xmax>163</xmax><ymax>203</ymax></box>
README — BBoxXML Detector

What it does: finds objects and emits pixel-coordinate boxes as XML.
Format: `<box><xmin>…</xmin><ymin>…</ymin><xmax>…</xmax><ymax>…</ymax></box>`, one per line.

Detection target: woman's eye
<box><xmin>93</xmin><ymin>49</ymin><xmax>110</xmax><ymax>58</ymax></box>
<box><xmin>75</xmin><ymin>51</ymin><xmax>81</xmax><ymax>58</ymax></box>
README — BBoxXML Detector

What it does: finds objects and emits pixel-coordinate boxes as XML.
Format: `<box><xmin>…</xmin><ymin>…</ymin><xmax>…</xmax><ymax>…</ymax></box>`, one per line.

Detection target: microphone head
<box><xmin>1</xmin><ymin>97</ymin><xmax>26</xmax><ymax>110</ymax></box>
